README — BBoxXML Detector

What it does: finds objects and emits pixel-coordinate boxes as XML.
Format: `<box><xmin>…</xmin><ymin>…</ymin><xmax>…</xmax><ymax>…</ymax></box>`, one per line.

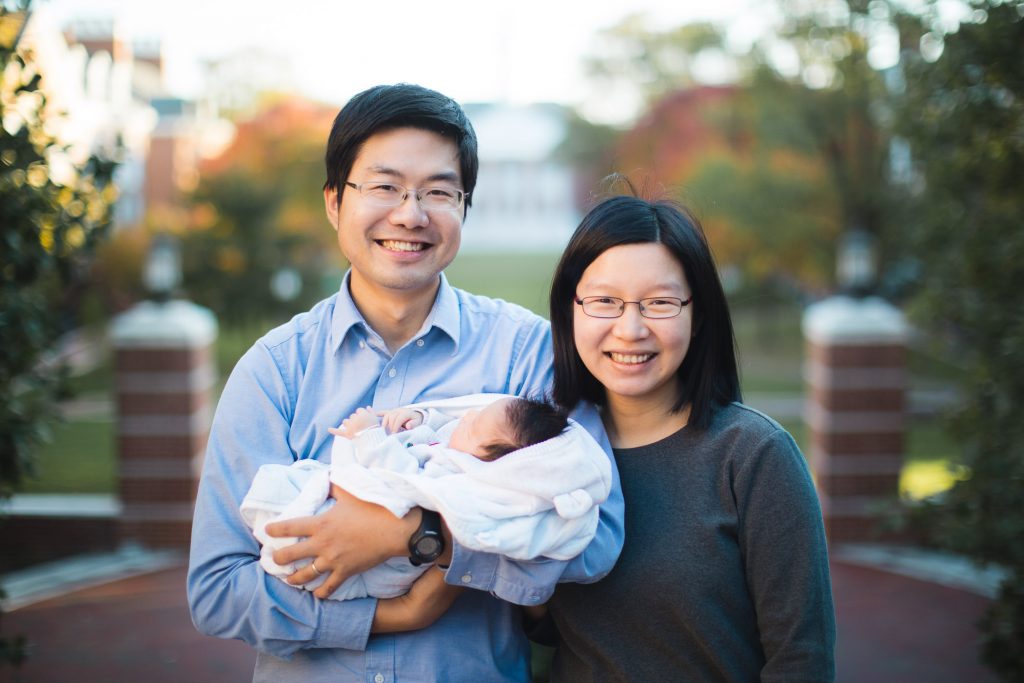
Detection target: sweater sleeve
<box><xmin>733</xmin><ymin>428</ymin><xmax>836</xmax><ymax>683</ymax></box>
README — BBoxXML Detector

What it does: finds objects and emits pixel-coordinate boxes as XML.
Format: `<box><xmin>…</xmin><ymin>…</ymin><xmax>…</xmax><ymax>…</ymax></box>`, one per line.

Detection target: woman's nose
<box><xmin>612</xmin><ymin>306</ymin><xmax>650</xmax><ymax>340</ymax></box>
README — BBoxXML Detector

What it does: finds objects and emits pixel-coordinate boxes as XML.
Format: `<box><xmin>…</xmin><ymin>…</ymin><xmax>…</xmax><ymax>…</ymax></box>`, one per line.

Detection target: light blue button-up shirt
<box><xmin>187</xmin><ymin>272</ymin><xmax>624</xmax><ymax>682</ymax></box>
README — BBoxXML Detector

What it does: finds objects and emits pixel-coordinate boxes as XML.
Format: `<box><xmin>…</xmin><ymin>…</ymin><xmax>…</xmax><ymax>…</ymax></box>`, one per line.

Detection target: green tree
<box><xmin>178</xmin><ymin>99</ymin><xmax>337</xmax><ymax>323</ymax></box>
<box><xmin>894</xmin><ymin>2</ymin><xmax>1024</xmax><ymax>678</ymax></box>
<box><xmin>580</xmin><ymin>4</ymin><xmax>899</xmax><ymax>294</ymax></box>
<box><xmin>0</xmin><ymin>1</ymin><xmax>117</xmax><ymax>668</ymax></box>
<box><xmin>0</xmin><ymin>11</ymin><xmax>117</xmax><ymax>498</ymax></box>
<box><xmin>584</xmin><ymin>16</ymin><xmax>728</xmax><ymax>108</ymax></box>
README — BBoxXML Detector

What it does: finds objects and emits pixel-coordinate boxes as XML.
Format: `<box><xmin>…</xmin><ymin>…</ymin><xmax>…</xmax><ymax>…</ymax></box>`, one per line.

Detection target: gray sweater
<box><xmin>548</xmin><ymin>403</ymin><xmax>835</xmax><ymax>682</ymax></box>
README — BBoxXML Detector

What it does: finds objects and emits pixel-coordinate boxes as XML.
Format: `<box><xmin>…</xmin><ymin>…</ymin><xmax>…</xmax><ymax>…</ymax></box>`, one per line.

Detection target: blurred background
<box><xmin>1</xmin><ymin>0</ymin><xmax>1021</xmax><ymax>680</ymax></box>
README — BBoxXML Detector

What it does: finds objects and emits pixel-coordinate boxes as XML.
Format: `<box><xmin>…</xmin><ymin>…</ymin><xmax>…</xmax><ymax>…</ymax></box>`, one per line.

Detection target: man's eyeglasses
<box><xmin>344</xmin><ymin>181</ymin><xmax>468</xmax><ymax>211</ymax></box>
<box><xmin>574</xmin><ymin>295</ymin><xmax>692</xmax><ymax>319</ymax></box>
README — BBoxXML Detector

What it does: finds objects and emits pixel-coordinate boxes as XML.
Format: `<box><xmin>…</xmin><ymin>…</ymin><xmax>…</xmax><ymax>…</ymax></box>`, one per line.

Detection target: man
<box><xmin>187</xmin><ymin>83</ymin><xmax>623</xmax><ymax>681</ymax></box>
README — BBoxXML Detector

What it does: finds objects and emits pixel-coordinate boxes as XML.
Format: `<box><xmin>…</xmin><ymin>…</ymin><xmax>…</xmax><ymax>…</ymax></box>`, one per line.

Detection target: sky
<box><xmin>37</xmin><ymin>0</ymin><xmax>779</xmax><ymax>122</ymax></box>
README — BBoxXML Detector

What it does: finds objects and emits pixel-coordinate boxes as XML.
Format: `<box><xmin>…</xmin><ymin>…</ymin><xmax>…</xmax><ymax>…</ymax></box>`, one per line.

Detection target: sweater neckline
<box><xmin>612</xmin><ymin>422</ymin><xmax>692</xmax><ymax>456</ymax></box>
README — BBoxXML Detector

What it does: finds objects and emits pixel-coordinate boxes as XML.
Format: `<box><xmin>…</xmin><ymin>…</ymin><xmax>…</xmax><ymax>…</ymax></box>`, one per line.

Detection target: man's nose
<box><xmin>387</xmin><ymin>191</ymin><xmax>429</xmax><ymax>228</ymax></box>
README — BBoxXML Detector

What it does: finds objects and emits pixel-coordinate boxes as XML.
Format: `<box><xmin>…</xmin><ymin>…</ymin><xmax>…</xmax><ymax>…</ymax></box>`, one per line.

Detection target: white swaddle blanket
<box><xmin>240</xmin><ymin>393</ymin><xmax>613</xmax><ymax>601</ymax></box>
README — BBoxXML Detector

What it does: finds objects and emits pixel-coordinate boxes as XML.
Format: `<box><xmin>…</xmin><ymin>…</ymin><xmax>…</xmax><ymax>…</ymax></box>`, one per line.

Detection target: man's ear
<box><xmin>324</xmin><ymin>187</ymin><xmax>339</xmax><ymax>230</ymax></box>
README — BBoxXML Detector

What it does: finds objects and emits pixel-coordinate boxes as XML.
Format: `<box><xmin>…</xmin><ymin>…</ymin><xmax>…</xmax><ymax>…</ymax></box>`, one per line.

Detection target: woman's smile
<box><xmin>606</xmin><ymin>351</ymin><xmax>656</xmax><ymax>365</ymax></box>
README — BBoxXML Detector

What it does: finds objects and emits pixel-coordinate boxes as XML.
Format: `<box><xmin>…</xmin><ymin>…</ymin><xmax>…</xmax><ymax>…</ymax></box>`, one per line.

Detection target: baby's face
<box><xmin>448</xmin><ymin>398</ymin><xmax>516</xmax><ymax>458</ymax></box>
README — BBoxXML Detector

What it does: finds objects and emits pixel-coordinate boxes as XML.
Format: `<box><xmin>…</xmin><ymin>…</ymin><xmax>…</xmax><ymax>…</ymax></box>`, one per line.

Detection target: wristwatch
<box><xmin>408</xmin><ymin>509</ymin><xmax>445</xmax><ymax>566</ymax></box>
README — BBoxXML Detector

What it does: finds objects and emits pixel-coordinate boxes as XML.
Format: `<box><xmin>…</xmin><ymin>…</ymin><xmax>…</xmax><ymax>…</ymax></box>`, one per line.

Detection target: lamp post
<box><xmin>142</xmin><ymin>233</ymin><xmax>181</xmax><ymax>303</ymax></box>
<box><xmin>836</xmin><ymin>229</ymin><xmax>877</xmax><ymax>299</ymax></box>
<box><xmin>802</xmin><ymin>228</ymin><xmax>908</xmax><ymax>544</ymax></box>
<box><xmin>110</xmin><ymin>233</ymin><xmax>216</xmax><ymax>550</ymax></box>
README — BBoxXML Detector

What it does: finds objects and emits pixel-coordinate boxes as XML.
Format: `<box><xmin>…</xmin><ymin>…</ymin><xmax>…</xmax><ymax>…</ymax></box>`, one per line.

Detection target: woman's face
<box><xmin>573</xmin><ymin>242</ymin><xmax>693</xmax><ymax>412</ymax></box>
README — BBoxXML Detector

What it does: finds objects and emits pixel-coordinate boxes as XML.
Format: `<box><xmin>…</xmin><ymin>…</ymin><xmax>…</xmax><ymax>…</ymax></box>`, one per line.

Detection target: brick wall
<box><xmin>111</xmin><ymin>300</ymin><xmax>217</xmax><ymax>550</ymax></box>
<box><xmin>802</xmin><ymin>297</ymin><xmax>910</xmax><ymax>544</ymax></box>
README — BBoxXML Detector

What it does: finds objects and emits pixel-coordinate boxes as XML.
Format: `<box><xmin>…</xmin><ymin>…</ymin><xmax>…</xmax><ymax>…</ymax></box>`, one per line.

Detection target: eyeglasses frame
<box><xmin>344</xmin><ymin>180</ymin><xmax>469</xmax><ymax>210</ymax></box>
<box><xmin>573</xmin><ymin>295</ymin><xmax>693</xmax><ymax>319</ymax></box>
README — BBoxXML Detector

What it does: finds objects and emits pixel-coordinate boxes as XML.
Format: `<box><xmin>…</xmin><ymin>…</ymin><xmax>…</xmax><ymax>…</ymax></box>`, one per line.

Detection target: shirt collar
<box><xmin>430</xmin><ymin>272</ymin><xmax>461</xmax><ymax>351</ymax></box>
<box><xmin>329</xmin><ymin>270</ymin><xmax>461</xmax><ymax>353</ymax></box>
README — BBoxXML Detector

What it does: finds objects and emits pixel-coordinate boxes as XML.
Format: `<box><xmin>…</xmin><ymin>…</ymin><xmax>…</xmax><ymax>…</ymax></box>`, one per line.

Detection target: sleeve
<box><xmin>441</xmin><ymin>318</ymin><xmax>625</xmax><ymax>605</ymax></box>
<box><xmin>405</xmin><ymin>394</ymin><xmax>510</xmax><ymax>427</ymax></box>
<box><xmin>419</xmin><ymin>408</ymin><xmax>449</xmax><ymax>431</ymax></box>
<box><xmin>186</xmin><ymin>343</ymin><xmax>377</xmax><ymax>657</ymax></box>
<box><xmin>734</xmin><ymin>429</ymin><xmax>837</xmax><ymax>682</ymax></box>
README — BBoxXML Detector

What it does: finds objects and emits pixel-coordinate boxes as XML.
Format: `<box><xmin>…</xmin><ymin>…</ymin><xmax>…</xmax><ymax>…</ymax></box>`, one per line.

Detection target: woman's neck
<box><xmin>603</xmin><ymin>394</ymin><xmax>690</xmax><ymax>449</ymax></box>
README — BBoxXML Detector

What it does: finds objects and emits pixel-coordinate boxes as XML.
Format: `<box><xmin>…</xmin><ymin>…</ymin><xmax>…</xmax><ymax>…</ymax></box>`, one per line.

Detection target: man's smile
<box><xmin>377</xmin><ymin>239</ymin><xmax>427</xmax><ymax>252</ymax></box>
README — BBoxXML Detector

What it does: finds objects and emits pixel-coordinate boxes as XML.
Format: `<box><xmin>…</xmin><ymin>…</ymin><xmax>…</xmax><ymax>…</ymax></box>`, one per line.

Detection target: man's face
<box><xmin>324</xmin><ymin>127</ymin><xmax>464</xmax><ymax>306</ymax></box>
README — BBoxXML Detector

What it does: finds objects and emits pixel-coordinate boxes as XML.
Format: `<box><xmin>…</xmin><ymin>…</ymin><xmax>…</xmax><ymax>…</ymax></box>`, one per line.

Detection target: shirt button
<box><xmin>388</xmin><ymin>368</ymin><xmax>397</xmax><ymax>378</ymax></box>
<box><xmin>461</xmin><ymin>573</ymin><xmax>473</xmax><ymax>584</ymax></box>
<box><xmin>416</xmin><ymin>339</ymin><xmax>424</xmax><ymax>347</ymax></box>
<box><xmin>374</xmin><ymin>674</ymin><xmax>384</xmax><ymax>683</ymax></box>
<box><xmin>359</xmin><ymin>341</ymin><xmax>366</xmax><ymax>349</ymax></box>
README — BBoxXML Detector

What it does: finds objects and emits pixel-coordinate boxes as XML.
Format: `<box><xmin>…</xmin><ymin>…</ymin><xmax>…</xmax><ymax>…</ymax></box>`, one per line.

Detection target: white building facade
<box><xmin>462</xmin><ymin>103</ymin><xmax>580</xmax><ymax>253</ymax></box>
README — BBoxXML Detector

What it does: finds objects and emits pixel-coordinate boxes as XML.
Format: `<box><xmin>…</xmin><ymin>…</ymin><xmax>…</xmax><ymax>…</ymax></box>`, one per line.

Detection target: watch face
<box><xmin>417</xmin><ymin>536</ymin><xmax>442</xmax><ymax>556</ymax></box>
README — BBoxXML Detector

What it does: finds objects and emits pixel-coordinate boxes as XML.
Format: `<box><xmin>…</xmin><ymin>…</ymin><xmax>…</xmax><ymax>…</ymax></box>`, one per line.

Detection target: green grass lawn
<box><xmin>22</xmin><ymin>252</ymin><xmax>964</xmax><ymax>500</ymax></box>
<box><xmin>19</xmin><ymin>419</ymin><xmax>115</xmax><ymax>494</ymax></box>
<box><xmin>446</xmin><ymin>251</ymin><xmax>562</xmax><ymax>316</ymax></box>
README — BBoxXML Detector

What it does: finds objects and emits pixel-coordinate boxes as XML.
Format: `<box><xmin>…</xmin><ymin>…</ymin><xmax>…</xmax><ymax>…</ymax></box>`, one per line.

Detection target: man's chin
<box><xmin>363</xmin><ymin>268</ymin><xmax>444</xmax><ymax>294</ymax></box>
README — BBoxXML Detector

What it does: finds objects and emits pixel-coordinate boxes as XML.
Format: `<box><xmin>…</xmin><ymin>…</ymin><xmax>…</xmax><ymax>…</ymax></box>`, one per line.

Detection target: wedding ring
<box><xmin>310</xmin><ymin>560</ymin><xmax>323</xmax><ymax>576</ymax></box>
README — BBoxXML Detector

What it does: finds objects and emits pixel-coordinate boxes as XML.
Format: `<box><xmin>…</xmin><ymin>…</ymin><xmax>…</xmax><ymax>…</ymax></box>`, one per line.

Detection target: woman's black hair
<box><xmin>549</xmin><ymin>181</ymin><xmax>740</xmax><ymax>430</ymax></box>
<box><xmin>323</xmin><ymin>83</ymin><xmax>478</xmax><ymax>216</ymax></box>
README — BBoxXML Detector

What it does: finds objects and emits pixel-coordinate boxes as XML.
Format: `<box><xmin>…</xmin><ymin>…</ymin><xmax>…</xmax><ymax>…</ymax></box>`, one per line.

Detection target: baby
<box><xmin>241</xmin><ymin>394</ymin><xmax>613</xmax><ymax>601</ymax></box>
<box><xmin>332</xmin><ymin>396</ymin><xmax>567</xmax><ymax>462</ymax></box>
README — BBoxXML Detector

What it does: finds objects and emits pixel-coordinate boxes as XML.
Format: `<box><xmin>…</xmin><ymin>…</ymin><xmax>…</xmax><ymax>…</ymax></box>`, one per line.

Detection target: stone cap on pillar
<box><xmin>111</xmin><ymin>300</ymin><xmax>218</xmax><ymax>349</ymax></box>
<box><xmin>802</xmin><ymin>295</ymin><xmax>909</xmax><ymax>346</ymax></box>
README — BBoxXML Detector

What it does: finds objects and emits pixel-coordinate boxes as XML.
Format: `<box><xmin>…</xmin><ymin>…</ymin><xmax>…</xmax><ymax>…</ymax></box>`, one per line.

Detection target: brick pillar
<box><xmin>802</xmin><ymin>296</ymin><xmax>909</xmax><ymax>544</ymax></box>
<box><xmin>110</xmin><ymin>300</ymin><xmax>217</xmax><ymax>549</ymax></box>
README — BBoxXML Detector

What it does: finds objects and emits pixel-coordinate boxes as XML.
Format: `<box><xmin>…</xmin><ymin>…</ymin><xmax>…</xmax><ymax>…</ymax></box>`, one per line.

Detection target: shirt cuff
<box><xmin>443</xmin><ymin>542</ymin><xmax>554</xmax><ymax>606</ymax></box>
<box><xmin>314</xmin><ymin>596</ymin><xmax>377</xmax><ymax>651</ymax></box>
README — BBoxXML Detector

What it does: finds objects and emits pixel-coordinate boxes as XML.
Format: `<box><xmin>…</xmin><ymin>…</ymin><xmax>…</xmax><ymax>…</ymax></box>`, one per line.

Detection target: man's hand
<box><xmin>265</xmin><ymin>485</ymin><xmax>420</xmax><ymax>599</ymax></box>
<box><xmin>380</xmin><ymin>408</ymin><xmax>425</xmax><ymax>434</ymax></box>
<box><xmin>371</xmin><ymin>566</ymin><xmax>464</xmax><ymax>633</ymax></box>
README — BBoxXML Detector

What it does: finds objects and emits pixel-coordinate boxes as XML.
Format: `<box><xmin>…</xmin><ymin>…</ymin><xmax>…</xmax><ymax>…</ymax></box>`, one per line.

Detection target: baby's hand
<box><xmin>328</xmin><ymin>406</ymin><xmax>380</xmax><ymax>438</ymax></box>
<box><xmin>381</xmin><ymin>408</ymin><xmax>425</xmax><ymax>434</ymax></box>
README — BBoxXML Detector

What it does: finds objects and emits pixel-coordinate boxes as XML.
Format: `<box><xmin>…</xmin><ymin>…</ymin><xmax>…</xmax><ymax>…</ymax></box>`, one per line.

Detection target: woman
<box><xmin>543</xmin><ymin>189</ymin><xmax>836</xmax><ymax>681</ymax></box>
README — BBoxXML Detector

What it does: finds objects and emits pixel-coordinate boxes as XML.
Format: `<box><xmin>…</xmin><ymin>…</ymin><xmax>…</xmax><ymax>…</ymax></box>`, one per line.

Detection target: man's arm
<box><xmin>434</xmin><ymin>318</ymin><xmax>624</xmax><ymax>604</ymax></box>
<box><xmin>187</xmin><ymin>343</ymin><xmax>379</xmax><ymax>656</ymax></box>
<box><xmin>370</xmin><ymin>536</ymin><xmax>460</xmax><ymax>633</ymax></box>
<box><xmin>267</xmin><ymin>317</ymin><xmax>625</xmax><ymax>606</ymax></box>
<box><xmin>441</xmin><ymin>400</ymin><xmax>624</xmax><ymax>605</ymax></box>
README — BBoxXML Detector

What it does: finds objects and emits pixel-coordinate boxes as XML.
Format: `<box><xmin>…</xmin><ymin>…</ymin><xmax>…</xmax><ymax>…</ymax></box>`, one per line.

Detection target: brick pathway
<box><xmin>1</xmin><ymin>559</ymin><xmax>998</xmax><ymax>682</ymax></box>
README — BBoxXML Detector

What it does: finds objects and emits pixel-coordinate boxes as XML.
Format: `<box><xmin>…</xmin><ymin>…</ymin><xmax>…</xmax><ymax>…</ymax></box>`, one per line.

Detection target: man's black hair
<box><xmin>323</xmin><ymin>83</ymin><xmax>478</xmax><ymax>217</ymax></box>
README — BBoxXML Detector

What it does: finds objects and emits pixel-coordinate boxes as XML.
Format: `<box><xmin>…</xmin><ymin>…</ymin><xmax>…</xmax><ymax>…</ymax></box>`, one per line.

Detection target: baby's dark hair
<box><xmin>480</xmin><ymin>397</ymin><xmax>569</xmax><ymax>461</ymax></box>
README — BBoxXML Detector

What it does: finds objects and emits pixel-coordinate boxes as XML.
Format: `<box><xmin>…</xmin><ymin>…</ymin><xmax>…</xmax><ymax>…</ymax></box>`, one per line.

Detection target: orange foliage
<box><xmin>614</xmin><ymin>85</ymin><xmax>840</xmax><ymax>289</ymax></box>
<box><xmin>616</xmin><ymin>86</ymin><xmax>748</xmax><ymax>185</ymax></box>
<box><xmin>200</xmin><ymin>99</ymin><xmax>337</xmax><ymax>178</ymax></box>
